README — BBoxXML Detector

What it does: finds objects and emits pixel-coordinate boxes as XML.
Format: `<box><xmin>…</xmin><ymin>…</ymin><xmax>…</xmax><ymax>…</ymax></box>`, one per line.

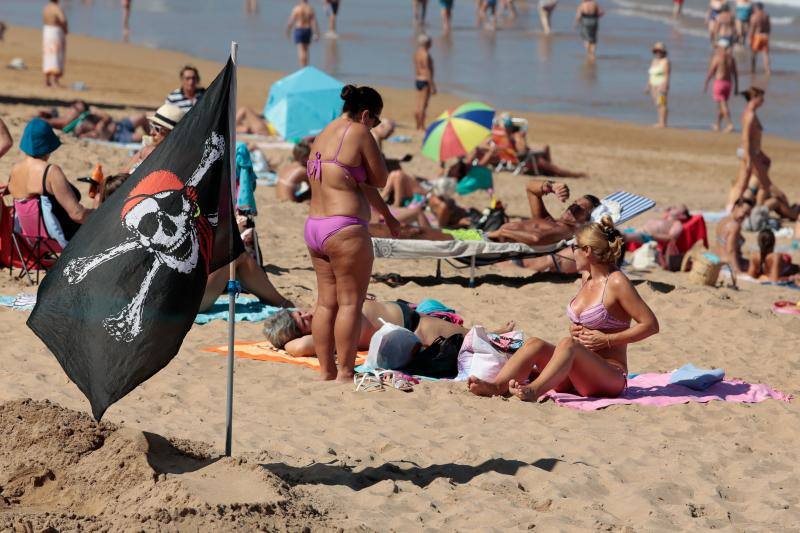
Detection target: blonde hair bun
<box><xmin>577</xmin><ymin>216</ymin><xmax>624</xmax><ymax>265</ymax></box>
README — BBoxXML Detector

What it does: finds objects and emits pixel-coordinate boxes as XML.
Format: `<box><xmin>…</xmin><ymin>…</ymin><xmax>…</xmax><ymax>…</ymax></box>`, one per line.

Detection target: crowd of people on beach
<box><xmin>0</xmin><ymin>1</ymin><xmax>796</xmax><ymax>405</ymax></box>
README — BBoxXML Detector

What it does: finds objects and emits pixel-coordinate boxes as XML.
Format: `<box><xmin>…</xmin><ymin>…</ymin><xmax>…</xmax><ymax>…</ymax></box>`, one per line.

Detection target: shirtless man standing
<box><xmin>712</xmin><ymin>3</ymin><xmax>736</xmax><ymax>48</ymax></box>
<box><xmin>413</xmin><ymin>34</ymin><xmax>436</xmax><ymax>131</ymax></box>
<box><xmin>42</xmin><ymin>0</ymin><xmax>68</xmax><ymax>87</ymax></box>
<box><xmin>487</xmin><ymin>180</ymin><xmax>600</xmax><ymax>246</ymax></box>
<box><xmin>714</xmin><ymin>198</ymin><xmax>753</xmax><ymax>273</ymax></box>
<box><xmin>286</xmin><ymin>0</ymin><xmax>319</xmax><ymax>68</ymax></box>
<box><xmin>749</xmin><ymin>2</ymin><xmax>770</xmax><ymax>74</ymax></box>
<box><xmin>703</xmin><ymin>42</ymin><xmax>738</xmax><ymax>132</ymax></box>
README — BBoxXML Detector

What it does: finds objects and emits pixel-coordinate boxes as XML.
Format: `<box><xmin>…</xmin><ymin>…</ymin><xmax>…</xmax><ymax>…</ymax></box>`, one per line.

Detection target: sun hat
<box><xmin>19</xmin><ymin>118</ymin><xmax>61</xmax><ymax>158</ymax></box>
<box><xmin>147</xmin><ymin>103</ymin><xmax>185</xmax><ymax>131</ymax></box>
<box><xmin>652</xmin><ymin>42</ymin><xmax>667</xmax><ymax>53</ymax></box>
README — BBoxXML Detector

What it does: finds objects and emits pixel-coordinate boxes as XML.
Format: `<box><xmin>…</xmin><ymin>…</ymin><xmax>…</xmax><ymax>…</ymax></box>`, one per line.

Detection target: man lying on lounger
<box><xmin>263</xmin><ymin>298</ymin><xmax>514</xmax><ymax>357</ymax></box>
<box><xmin>488</xmin><ymin>179</ymin><xmax>600</xmax><ymax>246</ymax></box>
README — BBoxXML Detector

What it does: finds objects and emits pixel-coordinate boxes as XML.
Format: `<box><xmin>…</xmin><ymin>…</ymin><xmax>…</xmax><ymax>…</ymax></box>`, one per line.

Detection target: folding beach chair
<box><xmin>372</xmin><ymin>191</ymin><xmax>656</xmax><ymax>286</ymax></box>
<box><xmin>9</xmin><ymin>196</ymin><xmax>62</xmax><ymax>285</ymax></box>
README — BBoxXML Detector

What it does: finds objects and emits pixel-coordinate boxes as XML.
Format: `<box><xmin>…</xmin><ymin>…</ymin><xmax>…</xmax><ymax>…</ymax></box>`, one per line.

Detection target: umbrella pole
<box><xmin>225</xmin><ymin>41</ymin><xmax>239</xmax><ymax>458</ymax></box>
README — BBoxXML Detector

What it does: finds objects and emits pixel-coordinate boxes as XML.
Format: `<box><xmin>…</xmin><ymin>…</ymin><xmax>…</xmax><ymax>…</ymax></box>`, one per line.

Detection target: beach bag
<box><xmin>401</xmin><ymin>333</ymin><xmax>463</xmax><ymax>379</ymax></box>
<box><xmin>470</xmin><ymin>206</ymin><xmax>508</xmax><ymax>233</ymax></box>
<box><xmin>742</xmin><ymin>206</ymin><xmax>772</xmax><ymax>232</ymax></box>
<box><xmin>682</xmin><ymin>252</ymin><xmax>736</xmax><ymax>288</ymax></box>
<box><xmin>630</xmin><ymin>241</ymin><xmax>658</xmax><ymax>270</ymax></box>
<box><xmin>456</xmin><ymin>326</ymin><xmax>515</xmax><ymax>382</ymax></box>
<box><xmin>455</xmin><ymin>166</ymin><xmax>493</xmax><ymax>196</ymax></box>
<box><xmin>366</xmin><ymin>319</ymin><xmax>421</xmax><ymax>370</ymax></box>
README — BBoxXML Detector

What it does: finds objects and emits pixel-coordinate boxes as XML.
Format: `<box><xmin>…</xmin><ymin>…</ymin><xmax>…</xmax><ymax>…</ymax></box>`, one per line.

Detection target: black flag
<box><xmin>28</xmin><ymin>59</ymin><xmax>243</xmax><ymax>420</ymax></box>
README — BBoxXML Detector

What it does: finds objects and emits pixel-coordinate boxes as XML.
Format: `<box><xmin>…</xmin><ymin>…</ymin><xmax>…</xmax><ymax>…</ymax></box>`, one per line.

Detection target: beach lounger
<box><xmin>372</xmin><ymin>191</ymin><xmax>655</xmax><ymax>286</ymax></box>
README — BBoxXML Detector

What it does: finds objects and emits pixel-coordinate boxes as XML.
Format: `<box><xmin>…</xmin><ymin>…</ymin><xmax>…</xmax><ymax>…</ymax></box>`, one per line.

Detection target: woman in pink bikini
<box><xmin>304</xmin><ymin>85</ymin><xmax>400</xmax><ymax>381</ymax></box>
<box><xmin>468</xmin><ymin>217</ymin><xmax>659</xmax><ymax>400</ymax></box>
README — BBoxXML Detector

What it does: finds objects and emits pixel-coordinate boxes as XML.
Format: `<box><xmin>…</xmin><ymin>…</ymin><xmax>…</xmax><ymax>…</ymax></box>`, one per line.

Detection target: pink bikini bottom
<box><xmin>304</xmin><ymin>215</ymin><xmax>368</xmax><ymax>256</ymax></box>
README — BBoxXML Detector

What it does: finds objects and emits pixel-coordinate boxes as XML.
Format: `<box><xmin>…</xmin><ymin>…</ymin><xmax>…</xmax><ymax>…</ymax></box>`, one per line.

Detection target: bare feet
<box><xmin>509</xmin><ymin>379</ymin><xmax>538</xmax><ymax>401</ymax></box>
<box><xmin>490</xmin><ymin>320</ymin><xmax>516</xmax><ymax>334</ymax></box>
<box><xmin>467</xmin><ymin>375</ymin><xmax>503</xmax><ymax>396</ymax></box>
<box><xmin>317</xmin><ymin>371</ymin><xmax>338</xmax><ymax>381</ymax></box>
<box><xmin>723</xmin><ymin>124</ymin><xmax>735</xmax><ymax>133</ymax></box>
<box><xmin>336</xmin><ymin>371</ymin><xmax>355</xmax><ymax>383</ymax></box>
<box><xmin>711</xmin><ymin>123</ymin><xmax>720</xmax><ymax>132</ymax></box>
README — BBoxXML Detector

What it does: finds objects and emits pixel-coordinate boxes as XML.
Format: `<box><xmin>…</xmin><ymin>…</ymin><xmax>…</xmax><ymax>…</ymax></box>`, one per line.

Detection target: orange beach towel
<box><xmin>205</xmin><ymin>340</ymin><xmax>367</xmax><ymax>370</ymax></box>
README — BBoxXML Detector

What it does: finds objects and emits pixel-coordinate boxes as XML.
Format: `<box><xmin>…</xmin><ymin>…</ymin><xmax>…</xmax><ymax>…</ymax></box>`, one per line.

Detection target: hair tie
<box><xmin>602</xmin><ymin>225</ymin><xmax>618</xmax><ymax>242</ymax></box>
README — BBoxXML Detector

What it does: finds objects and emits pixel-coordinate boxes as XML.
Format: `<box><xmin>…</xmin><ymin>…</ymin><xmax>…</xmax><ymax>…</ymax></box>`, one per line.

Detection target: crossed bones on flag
<box><xmin>63</xmin><ymin>133</ymin><xmax>225</xmax><ymax>342</ymax></box>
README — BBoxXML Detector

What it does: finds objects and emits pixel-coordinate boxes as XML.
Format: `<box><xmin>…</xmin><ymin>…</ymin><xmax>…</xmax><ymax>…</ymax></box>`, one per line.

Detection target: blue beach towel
<box><xmin>669</xmin><ymin>363</ymin><xmax>725</xmax><ymax>391</ymax></box>
<box><xmin>194</xmin><ymin>295</ymin><xmax>284</xmax><ymax>324</ymax></box>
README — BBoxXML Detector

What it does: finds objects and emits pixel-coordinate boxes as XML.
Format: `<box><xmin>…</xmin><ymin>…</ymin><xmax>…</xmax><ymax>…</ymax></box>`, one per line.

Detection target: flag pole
<box><xmin>225</xmin><ymin>41</ymin><xmax>239</xmax><ymax>457</ymax></box>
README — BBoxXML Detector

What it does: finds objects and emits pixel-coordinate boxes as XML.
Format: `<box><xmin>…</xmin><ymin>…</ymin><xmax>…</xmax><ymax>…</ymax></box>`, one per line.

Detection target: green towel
<box><xmin>442</xmin><ymin>228</ymin><xmax>484</xmax><ymax>241</ymax></box>
<box><xmin>62</xmin><ymin>111</ymin><xmax>90</xmax><ymax>134</ymax></box>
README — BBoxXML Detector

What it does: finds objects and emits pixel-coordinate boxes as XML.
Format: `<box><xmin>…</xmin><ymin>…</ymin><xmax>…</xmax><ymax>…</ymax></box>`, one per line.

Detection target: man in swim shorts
<box><xmin>413</xmin><ymin>33</ymin><xmax>437</xmax><ymax>131</ymax></box>
<box><xmin>440</xmin><ymin>0</ymin><xmax>454</xmax><ymax>33</ymax></box>
<box><xmin>324</xmin><ymin>0</ymin><xmax>339</xmax><ymax>37</ymax></box>
<box><xmin>286</xmin><ymin>0</ymin><xmax>319</xmax><ymax>67</ymax></box>
<box><xmin>748</xmin><ymin>2</ymin><xmax>770</xmax><ymax>74</ymax></box>
<box><xmin>703</xmin><ymin>41</ymin><xmax>738</xmax><ymax>133</ymax></box>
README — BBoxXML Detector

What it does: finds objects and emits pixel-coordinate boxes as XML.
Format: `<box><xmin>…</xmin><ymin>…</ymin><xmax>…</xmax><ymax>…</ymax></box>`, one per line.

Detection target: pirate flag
<box><xmin>28</xmin><ymin>59</ymin><xmax>244</xmax><ymax>420</ymax></box>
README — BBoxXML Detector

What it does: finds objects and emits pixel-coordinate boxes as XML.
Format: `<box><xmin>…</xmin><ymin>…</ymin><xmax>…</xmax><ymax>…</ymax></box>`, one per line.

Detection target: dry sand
<box><xmin>1</xmin><ymin>24</ymin><xmax>800</xmax><ymax>531</ymax></box>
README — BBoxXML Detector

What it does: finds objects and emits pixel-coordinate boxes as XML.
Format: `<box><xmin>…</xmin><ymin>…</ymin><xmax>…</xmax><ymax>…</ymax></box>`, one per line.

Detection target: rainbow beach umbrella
<box><xmin>422</xmin><ymin>102</ymin><xmax>495</xmax><ymax>162</ymax></box>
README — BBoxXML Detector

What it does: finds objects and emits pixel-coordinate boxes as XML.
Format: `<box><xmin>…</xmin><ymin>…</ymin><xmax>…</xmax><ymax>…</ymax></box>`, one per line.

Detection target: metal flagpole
<box><xmin>225</xmin><ymin>41</ymin><xmax>239</xmax><ymax>457</ymax></box>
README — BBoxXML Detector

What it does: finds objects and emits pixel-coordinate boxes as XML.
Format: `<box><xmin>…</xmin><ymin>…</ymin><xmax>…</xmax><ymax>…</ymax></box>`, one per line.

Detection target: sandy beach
<box><xmin>1</xmin><ymin>23</ymin><xmax>800</xmax><ymax>531</ymax></box>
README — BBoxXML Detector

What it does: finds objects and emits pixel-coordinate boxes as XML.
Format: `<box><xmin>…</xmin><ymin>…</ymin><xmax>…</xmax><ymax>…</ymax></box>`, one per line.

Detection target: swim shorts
<box><xmin>293</xmin><ymin>27</ymin><xmax>312</xmax><ymax>45</ymax></box>
<box><xmin>395</xmin><ymin>300</ymin><xmax>421</xmax><ymax>332</ymax></box>
<box><xmin>440</xmin><ymin>0</ymin><xmax>453</xmax><ymax>9</ymax></box>
<box><xmin>415</xmin><ymin>79</ymin><xmax>430</xmax><ymax>91</ymax></box>
<box><xmin>751</xmin><ymin>33</ymin><xmax>769</xmax><ymax>52</ymax></box>
<box><xmin>111</xmin><ymin>118</ymin><xmax>136</xmax><ymax>143</ymax></box>
<box><xmin>713</xmin><ymin>79</ymin><xmax>732</xmax><ymax>102</ymax></box>
<box><xmin>328</xmin><ymin>0</ymin><xmax>339</xmax><ymax>15</ymax></box>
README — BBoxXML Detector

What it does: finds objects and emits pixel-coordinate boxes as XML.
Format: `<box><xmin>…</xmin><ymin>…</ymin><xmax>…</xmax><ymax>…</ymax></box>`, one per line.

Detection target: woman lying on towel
<box><xmin>747</xmin><ymin>228</ymin><xmax>800</xmax><ymax>283</ymax></box>
<box><xmin>263</xmin><ymin>298</ymin><xmax>514</xmax><ymax>361</ymax></box>
<box><xmin>468</xmin><ymin>217</ymin><xmax>659</xmax><ymax>401</ymax></box>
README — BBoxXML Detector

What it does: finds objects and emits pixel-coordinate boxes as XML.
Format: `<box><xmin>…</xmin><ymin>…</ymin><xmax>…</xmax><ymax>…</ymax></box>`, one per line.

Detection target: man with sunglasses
<box><xmin>165</xmin><ymin>65</ymin><xmax>206</xmax><ymax>112</ymax></box>
<box><xmin>487</xmin><ymin>179</ymin><xmax>600</xmax><ymax>247</ymax></box>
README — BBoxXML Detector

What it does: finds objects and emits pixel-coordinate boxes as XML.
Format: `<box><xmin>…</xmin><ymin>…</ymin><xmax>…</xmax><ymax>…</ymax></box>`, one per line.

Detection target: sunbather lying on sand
<box><xmin>470</xmin><ymin>119</ymin><xmax>586</xmax><ymax>178</ymax></box>
<box><xmin>623</xmin><ymin>204</ymin><xmax>690</xmax><ymax>245</ymax></box>
<box><xmin>236</xmin><ymin>107</ymin><xmax>274</xmax><ymax>136</ymax></box>
<box><xmin>468</xmin><ymin>217</ymin><xmax>659</xmax><ymax>401</ymax></box>
<box><xmin>747</xmin><ymin>228</ymin><xmax>800</xmax><ymax>282</ymax></box>
<box><xmin>40</xmin><ymin>101</ymin><xmax>149</xmax><ymax>143</ymax></box>
<box><xmin>263</xmin><ymin>298</ymin><xmax>514</xmax><ymax>362</ymax></box>
<box><xmin>714</xmin><ymin>197</ymin><xmax>753</xmax><ymax>273</ymax></box>
<box><xmin>487</xmin><ymin>180</ymin><xmax>600</xmax><ymax>246</ymax></box>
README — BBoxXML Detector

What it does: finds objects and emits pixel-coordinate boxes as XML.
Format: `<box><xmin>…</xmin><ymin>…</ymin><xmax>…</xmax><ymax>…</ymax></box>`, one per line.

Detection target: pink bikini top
<box><xmin>566</xmin><ymin>273</ymin><xmax>630</xmax><ymax>332</ymax></box>
<box><xmin>306</xmin><ymin>122</ymin><xmax>368</xmax><ymax>184</ymax></box>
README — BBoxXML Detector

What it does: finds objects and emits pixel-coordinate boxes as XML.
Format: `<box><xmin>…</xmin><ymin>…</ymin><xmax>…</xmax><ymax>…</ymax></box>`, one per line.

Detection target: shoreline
<box><xmin>1</xmin><ymin>23</ymin><xmax>799</xmax><ymax>156</ymax></box>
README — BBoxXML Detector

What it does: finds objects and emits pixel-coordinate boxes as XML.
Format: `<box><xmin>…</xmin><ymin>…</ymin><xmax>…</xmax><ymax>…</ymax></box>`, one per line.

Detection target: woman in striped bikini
<box><xmin>468</xmin><ymin>216</ymin><xmax>659</xmax><ymax>401</ymax></box>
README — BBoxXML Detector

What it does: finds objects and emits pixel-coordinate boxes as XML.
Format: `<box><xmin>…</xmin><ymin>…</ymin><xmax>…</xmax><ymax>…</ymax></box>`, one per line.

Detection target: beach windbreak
<box><xmin>28</xmin><ymin>59</ymin><xmax>243</xmax><ymax>421</ymax></box>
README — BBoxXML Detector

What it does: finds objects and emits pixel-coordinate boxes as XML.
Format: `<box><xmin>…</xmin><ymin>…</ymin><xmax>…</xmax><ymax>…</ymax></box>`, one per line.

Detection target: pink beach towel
<box><xmin>543</xmin><ymin>372</ymin><xmax>791</xmax><ymax>411</ymax></box>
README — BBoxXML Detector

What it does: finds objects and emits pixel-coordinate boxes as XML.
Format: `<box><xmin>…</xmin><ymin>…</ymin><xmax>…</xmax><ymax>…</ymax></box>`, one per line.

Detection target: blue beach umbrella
<box><xmin>264</xmin><ymin>66</ymin><xmax>344</xmax><ymax>141</ymax></box>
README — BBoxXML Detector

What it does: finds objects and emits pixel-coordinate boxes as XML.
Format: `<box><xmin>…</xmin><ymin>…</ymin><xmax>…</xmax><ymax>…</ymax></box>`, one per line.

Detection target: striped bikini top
<box><xmin>306</xmin><ymin>122</ymin><xmax>368</xmax><ymax>184</ymax></box>
<box><xmin>566</xmin><ymin>273</ymin><xmax>630</xmax><ymax>332</ymax></box>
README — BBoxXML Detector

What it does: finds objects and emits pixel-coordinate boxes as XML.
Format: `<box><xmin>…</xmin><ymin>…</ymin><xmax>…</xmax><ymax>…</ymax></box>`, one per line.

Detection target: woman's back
<box><xmin>9</xmin><ymin>157</ymin><xmax>51</xmax><ymax>198</ymax></box>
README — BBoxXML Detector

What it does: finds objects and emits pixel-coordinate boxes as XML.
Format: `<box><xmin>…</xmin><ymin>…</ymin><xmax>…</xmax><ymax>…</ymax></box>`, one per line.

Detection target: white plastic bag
<box><xmin>631</xmin><ymin>241</ymin><xmax>658</xmax><ymax>270</ymax></box>
<box><xmin>366</xmin><ymin>319</ymin><xmax>421</xmax><ymax>371</ymax></box>
<box><xmin>455</xmin><ymin>326</ymin><xmax>514</xmax><ymax>382</ymax></box>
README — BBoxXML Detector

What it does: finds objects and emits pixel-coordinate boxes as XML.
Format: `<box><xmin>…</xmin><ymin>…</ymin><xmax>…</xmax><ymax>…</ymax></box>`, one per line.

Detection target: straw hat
<box><xmin>147</xmin><ymin>103</ymin><xmax>185</xmax><ymax>131</ymax></box>
<box><xmin>652</xmin><ymin>42</ymin><xmax>667</xmax><ymax>53</ymax></box>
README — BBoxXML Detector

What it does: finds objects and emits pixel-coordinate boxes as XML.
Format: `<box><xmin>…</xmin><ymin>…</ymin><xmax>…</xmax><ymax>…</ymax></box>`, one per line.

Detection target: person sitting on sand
<box><xmin>236</xmin><ymin>107</ymin><xmax>274</xmax><ymax>136</ymax></box>
<box><xmin>276</xmin><ymin>141</ymin><xmax>311</xmax><ymax>202</ymax></box>
<box><xmin>165</xmin><ymin>65</ymin><xmax>206</xmax><ymax>112</ymax></box>
<box><xmin>472</xmin><ymin>117</ymin><xmax>587</xmax><ymax>178</ymax></box>
<box><xmin>747</xmin><ymin>228</ymin><xmax>799</xmax><ymax>282</ymax></box>
<box><xmin>715</xmin><ymin>197</ymin><xmax>753</xmax><ymax>273</ymax></box>
<box><xmin>468</xmin><ymin>217</ymin><xmax>659</xmax><ymax>401</ymax></box>
<box><xmin>486</xmin><ymin>180</ymin><xmax>600</xmax><ymax>246</ymax></box>
<box><xmin>8</xmin><ymin>119</ymin><xmax>92</xmax><ymax>245</ymax></box>
<box><xmin>381</xmin><ymin>168</ymin><xmax>430</xmax><ymax>208</ymax></box>
<box><xmin>263</xmin><ymin>297</ymin><xmax>514</xmax><ymax>358</ymax></box>
<box><xmin>124</xmin><ymin>103</ymin><xmax>186</xmax><ymax>173</ymax></box>
<box><xmin>98</xmin><ymin>172</ymin><xmax>293</xmax><ymax>312</ymax></box>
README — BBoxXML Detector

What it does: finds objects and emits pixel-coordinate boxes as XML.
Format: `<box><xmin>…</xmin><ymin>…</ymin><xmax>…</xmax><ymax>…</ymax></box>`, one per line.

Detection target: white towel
<box><xmin>42</xmin><ymin>25</ymin><xmax>65</xmax><ymax>75</ymax></box>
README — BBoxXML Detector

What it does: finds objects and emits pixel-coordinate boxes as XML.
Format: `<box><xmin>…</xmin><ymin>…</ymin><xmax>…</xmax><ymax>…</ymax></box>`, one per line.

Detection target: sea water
<box><xmin>2</xmin><ymin>0</ymin><xmax>797</xmax><ymax>139</ymax></box>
